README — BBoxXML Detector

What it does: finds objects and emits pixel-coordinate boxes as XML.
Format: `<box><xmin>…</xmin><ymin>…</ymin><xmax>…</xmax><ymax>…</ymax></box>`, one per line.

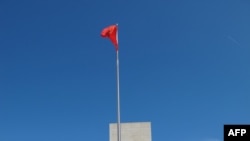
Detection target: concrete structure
<box><xmin>109</xmin><ymin>122</ymin><xmax>152</xmax><ymax>141</ymax></box>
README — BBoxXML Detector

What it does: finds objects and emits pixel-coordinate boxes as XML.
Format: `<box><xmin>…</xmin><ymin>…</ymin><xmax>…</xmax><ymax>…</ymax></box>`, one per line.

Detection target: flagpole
<box><xmin>116</xmin><ymin>50</ymin><xmax>121</xmax><ymax>141</ymax></box>
<box><xmin>101</xmin><ymin>23</ymin><xmax>121</xmax><ymax>141</ymax></box>
<box><xmin>115</xmin><ymin>23</ymin><xmax>121</xmax><ymax>141</ymax></box>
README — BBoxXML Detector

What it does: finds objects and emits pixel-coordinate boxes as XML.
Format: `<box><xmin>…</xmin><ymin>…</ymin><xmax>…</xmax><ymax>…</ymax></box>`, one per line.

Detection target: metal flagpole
<box><xmin>116</xmin><ymin>23</ymin><xmax>121</xmax><ymax>141</ymax></box>
<box><xmin>116</xmin><ymin>50</ymin><xmax>121</xmax><ymax>141</ymax></box>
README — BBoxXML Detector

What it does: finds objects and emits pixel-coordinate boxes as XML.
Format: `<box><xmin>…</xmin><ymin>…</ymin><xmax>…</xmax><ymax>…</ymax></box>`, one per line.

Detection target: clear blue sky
<box><xmin>0</xmin><ymin>0</ymin><xmax>249</xmax><ymax>141</ymax></box>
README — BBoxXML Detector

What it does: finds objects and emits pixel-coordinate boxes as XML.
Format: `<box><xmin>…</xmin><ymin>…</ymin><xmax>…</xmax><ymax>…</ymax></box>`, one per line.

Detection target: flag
<box><xmin>101</xmin><ymin>24</ymin><xmax>118</xmax><ymax>51</ymax></box>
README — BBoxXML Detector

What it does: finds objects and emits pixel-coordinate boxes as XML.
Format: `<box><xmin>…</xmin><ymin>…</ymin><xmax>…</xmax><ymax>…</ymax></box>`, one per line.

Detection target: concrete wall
<box><xmin>109</xmin><ymin>122</ymin><xmax>152</xmax><ymax>141</ymax></box>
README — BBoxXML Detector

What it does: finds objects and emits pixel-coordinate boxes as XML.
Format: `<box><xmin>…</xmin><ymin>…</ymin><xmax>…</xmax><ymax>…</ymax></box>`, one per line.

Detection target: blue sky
<box><xmin>0</xmin><ymin>0</ymin><xmax>249</xmax><ymax>141</ymax></box>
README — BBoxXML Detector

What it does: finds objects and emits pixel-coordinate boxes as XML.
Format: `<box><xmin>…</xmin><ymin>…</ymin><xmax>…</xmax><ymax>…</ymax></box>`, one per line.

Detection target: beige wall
<box><xmin>109</xmin><ymin>122</ymin><xmax>152</xmax><ymax>141</ymax></box>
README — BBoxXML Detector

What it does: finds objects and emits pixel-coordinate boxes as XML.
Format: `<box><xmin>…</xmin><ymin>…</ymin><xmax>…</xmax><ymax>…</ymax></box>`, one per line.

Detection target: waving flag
<box><xmin>101</xmin><ymin>24</ymin><xmax>118</xmax><ymax>51</ymax></box>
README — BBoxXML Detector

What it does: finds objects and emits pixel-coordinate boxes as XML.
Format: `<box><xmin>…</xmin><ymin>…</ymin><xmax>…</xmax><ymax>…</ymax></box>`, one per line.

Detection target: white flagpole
<box><xmin>116</xmin><ymin>50</ymin><xmax>121</xmax><ymax>141</ymax></box>
<box><xmin>116</xmin><ymin>24</ymin><xmax>121</xmax><ymax>141</ymax></box>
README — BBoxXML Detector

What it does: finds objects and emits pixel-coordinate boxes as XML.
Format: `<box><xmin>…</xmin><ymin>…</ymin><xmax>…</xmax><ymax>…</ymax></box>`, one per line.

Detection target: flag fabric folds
<box><xmin>101</xmin><ymin>24</ymin><xmax>118</xmax><ymax>51</ymax></box>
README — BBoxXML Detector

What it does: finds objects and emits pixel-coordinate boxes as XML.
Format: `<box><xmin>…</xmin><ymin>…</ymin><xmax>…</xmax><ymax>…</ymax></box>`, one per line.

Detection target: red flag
<box><xmin>101</xmin><ymin>24</ymin><xmax>118</xmax><ymax>51</ymax></box>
